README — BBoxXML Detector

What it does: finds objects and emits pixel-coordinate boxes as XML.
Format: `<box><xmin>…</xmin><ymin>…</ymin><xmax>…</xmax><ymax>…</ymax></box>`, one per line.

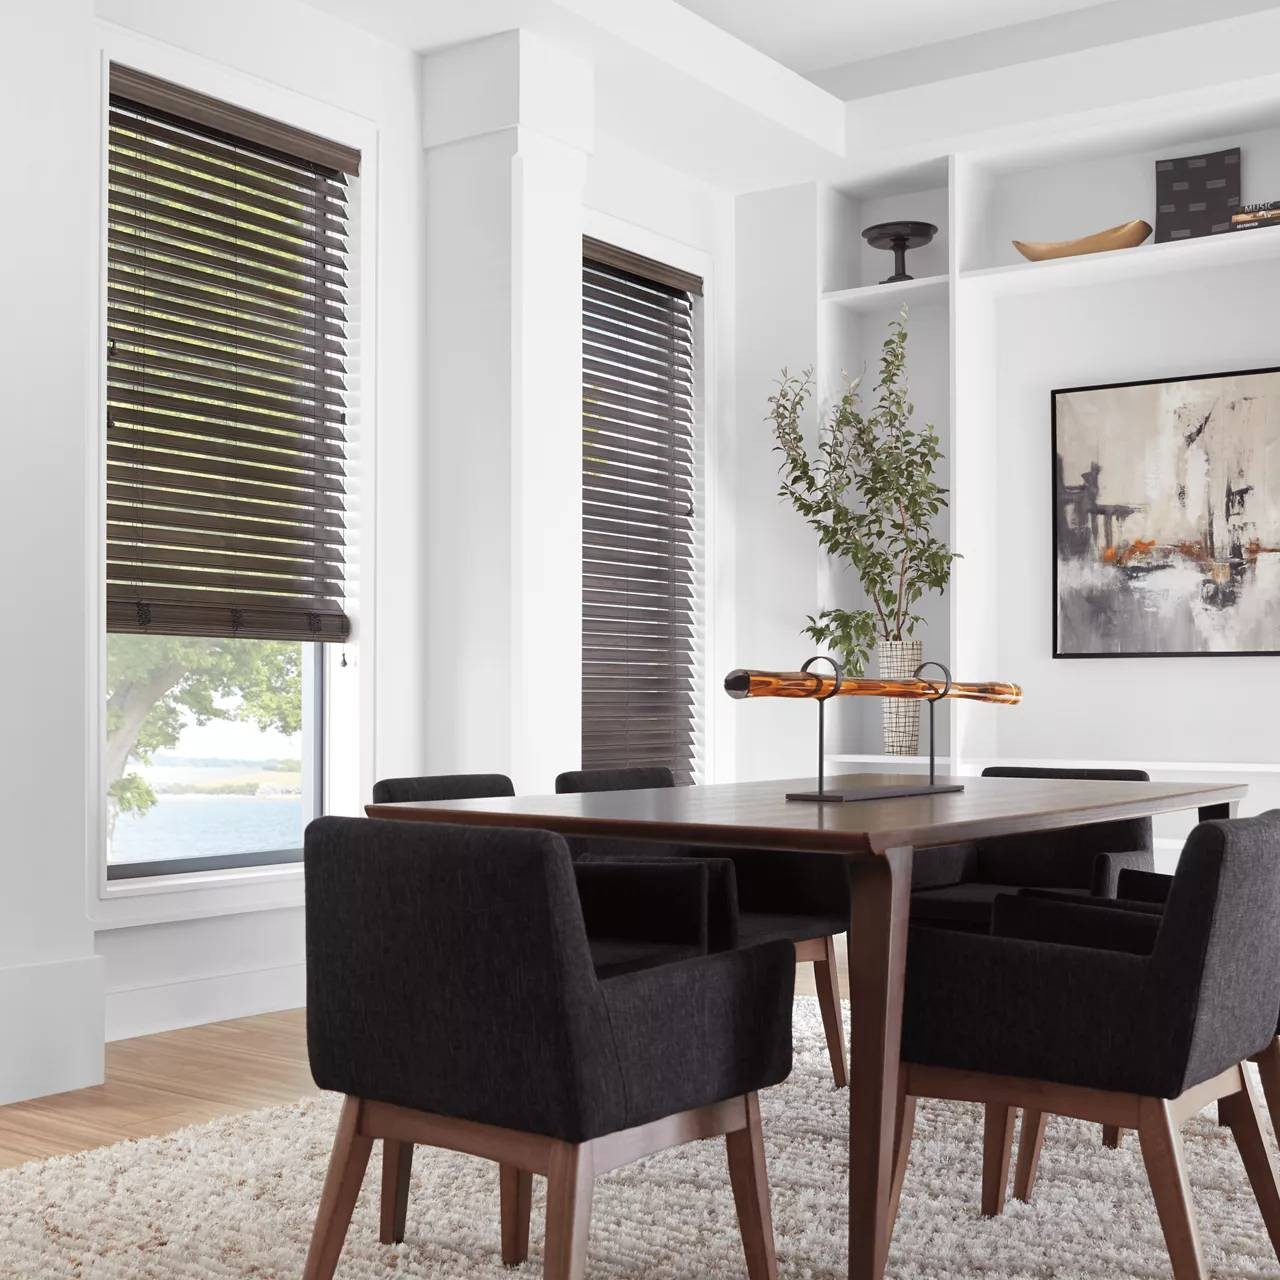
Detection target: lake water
<box><xmin>109</xmin><ymin>761</ymin><xmax>305</xmax><ymax>864</ymax></box>
<box><xmin>110</xmin><ymin>794</ymin><xmax>304</xmax><ymax>863</ymax></box>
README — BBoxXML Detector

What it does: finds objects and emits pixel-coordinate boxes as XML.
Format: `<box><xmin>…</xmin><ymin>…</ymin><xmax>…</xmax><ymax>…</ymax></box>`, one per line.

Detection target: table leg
<box><xmin>1198</xmin><ymin>802</ymin><xmax>1239</xmax><ymax>822</ymax></box>
<box><xmin>846</xmin><ymin>845</ymin><xmax>914</xmax><ymax>1280</ymax></box>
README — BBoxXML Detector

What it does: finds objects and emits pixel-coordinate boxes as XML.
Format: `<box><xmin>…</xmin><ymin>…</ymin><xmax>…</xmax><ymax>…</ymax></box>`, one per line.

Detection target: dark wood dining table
<box><xmin>366</xmin><ymin>771</ymin><xmax>1247</xmax><ymax>1280</ymax></box>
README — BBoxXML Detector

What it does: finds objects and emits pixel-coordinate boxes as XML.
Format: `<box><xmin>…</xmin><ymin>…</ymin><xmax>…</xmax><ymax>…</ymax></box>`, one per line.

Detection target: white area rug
<box><xmin>1</xmin><ymin>1000</ymin><xmax>1277</xmax><ymax>1278</ymax></box>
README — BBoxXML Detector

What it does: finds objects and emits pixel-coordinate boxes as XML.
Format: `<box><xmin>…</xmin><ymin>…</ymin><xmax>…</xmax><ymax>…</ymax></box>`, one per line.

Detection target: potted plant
<box><xmin>768</xmin><ymin>309</ymin><xmax>956</xmax><ymax>755</ymax></box>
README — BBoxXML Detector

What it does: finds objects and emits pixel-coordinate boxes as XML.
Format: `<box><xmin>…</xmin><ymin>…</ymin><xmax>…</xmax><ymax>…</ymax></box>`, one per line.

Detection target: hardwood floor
<box><xmin>0</xmin><ymin>960</ymin><xmax>852</xmax><ymax>1171</ymax></box>
<box><xmin>0</xmin><ymin>1009</ymin><xmax>319</xmax><ymax>1170</ymax></box>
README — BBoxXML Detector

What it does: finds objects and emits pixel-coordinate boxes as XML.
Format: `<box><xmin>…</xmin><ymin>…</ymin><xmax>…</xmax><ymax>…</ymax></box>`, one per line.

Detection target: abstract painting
<box><xmin>1053</xmin><ymin>367</ymin><xmax>1280</xmax><ymax>657</ymax></box>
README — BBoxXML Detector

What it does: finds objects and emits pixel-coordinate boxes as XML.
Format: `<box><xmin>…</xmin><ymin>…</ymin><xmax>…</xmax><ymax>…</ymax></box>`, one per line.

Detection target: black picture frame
<box><xmin>1051</xmin><ymin>363</ymin><xmax>1280</xmax><ymax>660</ymax></box>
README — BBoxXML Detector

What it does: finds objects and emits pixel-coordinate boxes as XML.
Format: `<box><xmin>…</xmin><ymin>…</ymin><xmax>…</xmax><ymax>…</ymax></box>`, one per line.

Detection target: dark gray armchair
<box><xmin>1007</xmin><ymin>848</ymin><xmax>1280</xmax><ymax>1191</ymax></box>
<box><xmin>303</xmin><ymin>816</ymin><xmax>794</xmax><ymax>1280</ymax></box>
<box><xmin>556</xmin><ymin>765</ymin><xmax>850</xmax><ymax>1087</ymax></box>
<box><xmin>911</xmin><ymin>766</ymin><xmax>1155</xmax><ymax>929</ymax></box>
<box><xmin>891</xmin><ymin>812</ymin><xmax>1280</xmax><ymax>1279</ymax></box>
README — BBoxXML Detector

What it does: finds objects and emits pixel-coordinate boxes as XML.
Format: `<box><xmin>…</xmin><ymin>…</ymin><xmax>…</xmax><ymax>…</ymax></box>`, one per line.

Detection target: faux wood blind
<box><xmin>582</xmin><ymin>239</ymin><xmax>701</xmax><ymax>783</ymax></box>
<box><xmin>106</xmin><ymin>67</ymin><xmax>356</xmax><ymax>642</ymax></box>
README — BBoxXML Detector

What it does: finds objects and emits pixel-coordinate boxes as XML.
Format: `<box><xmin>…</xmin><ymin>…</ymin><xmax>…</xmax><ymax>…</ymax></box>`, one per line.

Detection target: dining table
<box><xmin>366</xmin><ymin>770</ymin><xmax>1247</xmax><ymax>1280</ymax></box>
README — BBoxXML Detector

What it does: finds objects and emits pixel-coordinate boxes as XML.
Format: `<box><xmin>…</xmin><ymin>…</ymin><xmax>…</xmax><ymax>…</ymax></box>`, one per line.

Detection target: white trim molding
<box><xmin>0</xmin><ymin>956</ymin><xmax>105</xmax><ymax>1105</ymax></box>
<box><xmin>105</xmin><ymin>961</ymin><xmax>306</xmax><ymax>1043</ymax></box>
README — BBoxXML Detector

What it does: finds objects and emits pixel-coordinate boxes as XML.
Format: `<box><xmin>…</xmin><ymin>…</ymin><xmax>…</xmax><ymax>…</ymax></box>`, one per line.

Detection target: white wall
<box><xmin>991</xmin><ymin>256</ymin><xmax>1280</xmax><ymax>852</ymax></box>
<box><xmin>994</xmin><ymin>257</ymin><xmax>1280</xmax><ymax>765</ymax></box>
<box><xmin>0</xmin><ymin>0</ymin><xmax>428</xmax><ymax>1060</ymax></box>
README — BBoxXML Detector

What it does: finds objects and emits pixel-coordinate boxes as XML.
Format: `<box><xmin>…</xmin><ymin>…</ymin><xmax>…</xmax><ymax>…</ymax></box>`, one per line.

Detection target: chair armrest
<box><xmin>1091</xmin><ymin>850</ymin><xmax>1156</xmax><ymax>897</ymax></box>
<box><xmin>577</xmin><ymin>854</ymin><xmax>741</xmax><ymax>950</ymax></box>
<box><xmin>993</xmin><ymin>893</ymin><xmax>1160</xmax><ymax>955</ymax></box>
<box><xmin>573</xmin><ymin>861</ymin><xmax>707</xmax><ymax>949</ymax></box>
<box><xmin>717</xmin><ymin>848</ymin><xmax>849</xmax><ymax>916</ymax></box>
<box><xmin>1116</xmin><ymin>868</ymin><xmax>1174</xmax><ymax>903</ymax></box>
<box><xmin>1020</xmin><ymin>887</ymin><xmax>1163</xmax><ymax>915</ymax></box>
<box><xmin>902</xmin><ymin>925</ymin><xmax>1159</xmax><ymax>1092</ymax></box>
<box><xmin>599</xmin><ymin>941</ymin><xmax>795</xmax><ymax>1131</ymax></box>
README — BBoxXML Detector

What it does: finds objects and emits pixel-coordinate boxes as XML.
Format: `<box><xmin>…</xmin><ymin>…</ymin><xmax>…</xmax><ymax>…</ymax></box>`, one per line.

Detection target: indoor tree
<box><xmin>769</xmin><ymin>308</ymin><xmax>956</xmax><ymax>706</ymax></box>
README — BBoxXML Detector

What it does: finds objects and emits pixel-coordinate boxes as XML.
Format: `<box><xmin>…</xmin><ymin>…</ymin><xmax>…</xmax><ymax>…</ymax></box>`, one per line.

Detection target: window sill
<box><xmin>91</xmin><ymin>861</ymin><xmax>304</xmax><ymax>931</ymax></box>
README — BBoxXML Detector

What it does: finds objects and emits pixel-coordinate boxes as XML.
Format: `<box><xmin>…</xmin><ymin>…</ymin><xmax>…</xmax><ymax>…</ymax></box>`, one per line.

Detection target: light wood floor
<box><xmin>0</xmin><ymin>948</ymin><xmax>850</xmax><ymax>1170</ymax></box>
<box><xmin>0</xmin><ymin>1009</ymin><xmax>319</xmax><ymax>1170</ymax></box>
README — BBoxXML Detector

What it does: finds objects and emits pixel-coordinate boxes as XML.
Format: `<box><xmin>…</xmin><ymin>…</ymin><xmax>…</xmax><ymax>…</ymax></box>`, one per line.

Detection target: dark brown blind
<box><xmin>106</xmin><ymin>68</ymin><xmax>352</xmax><ymax>642</ymax></box>
<box><xmin>582</xmin><ymin>244</ymin><xmax>701</xmax><ymax>783</ymax></box>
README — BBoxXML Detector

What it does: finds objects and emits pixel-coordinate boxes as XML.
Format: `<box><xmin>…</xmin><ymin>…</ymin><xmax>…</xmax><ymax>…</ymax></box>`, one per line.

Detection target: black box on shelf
<box><xmin>1155</xmin><ymin>147</ymin><xmax>1241</xmax><ymax>242</ymax></box>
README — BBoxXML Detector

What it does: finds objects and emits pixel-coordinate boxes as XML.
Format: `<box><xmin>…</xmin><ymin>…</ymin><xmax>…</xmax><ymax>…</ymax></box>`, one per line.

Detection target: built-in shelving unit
<box><xmin>822</xmin><ymin>273</ymin><xmax>949</xmax><ymax>313</ymax></box>
<box><xmin>812</xmin><ymin>88</ymin><xmax>1280</xmax><ymax>777</ymax></box>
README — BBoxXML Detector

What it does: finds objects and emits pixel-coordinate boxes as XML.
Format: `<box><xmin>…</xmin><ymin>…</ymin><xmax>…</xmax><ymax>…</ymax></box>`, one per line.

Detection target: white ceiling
<box><xmin>673</xmin><ymin>0</ymin><xmax>1113</xmax><ymax>73</ymax></box>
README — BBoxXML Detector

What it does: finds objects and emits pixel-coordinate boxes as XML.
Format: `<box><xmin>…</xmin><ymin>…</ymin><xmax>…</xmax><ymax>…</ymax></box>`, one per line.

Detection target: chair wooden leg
<box><xmin>1253</xmin><ymin>1037</ymin><xmax>1280</xmax><ymax>1142</ymax></box>
<box><xmin>379</xmin><ymin>1138</ymin><xmax>414</xmax><ymax>1244</ymax></box>
<box><xmin>304</xmin><ymin>1096</ymin><xmax>374</xmax><ymax>1280</ymax></box>
<box><xmin>544</xmin><ymin>1141</ymin><xmax>593</xmax><ymax>1280</ymax></box>
<box><xmin>500</xmin><ymin>1164</ymin><xmax>533</xmax><ymax>1266</ymax></box>
<box><xmin>982</xmin><ymin>1104</ymin><xmax>1017</xmax><ymax>1217</ymax></box>
<box><xmin>813</xmin><ymin>934</ymin><xmax>849</xmax><ymax>1089</ymax></box>
<box><xmin>1138</xmin><ymin>1096</ymin><xmax>1206</xmax><ymax>1280</ymax></box>
<box><xmin>1102</xmin><ymin>1124</ymin><xmax>1122</xmax><ymax>1149</ymax></box>
<box><xmin>1014</xmin><ymin>1109</ymin><xmax>1048</xmax><ymax>1203</ymax></box>
<box><xmin>1221</xmin><ymin>1072</ymin><xmax>1280</xmax><ymax>1259</ymax></box>
<box><xmin>888</xmin><ymin>1090</ymin><xmax>916</xmax><ymax>1235</ymax></box>
<box><xmin>726</xmin><ymin>1093</ymin><xmax>779</xmax><ymax>1280</ymax></box>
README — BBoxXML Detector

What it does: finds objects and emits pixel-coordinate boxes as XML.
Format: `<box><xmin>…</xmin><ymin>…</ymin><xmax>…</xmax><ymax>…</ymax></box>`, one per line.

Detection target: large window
<box><xmin>581</xmin><ymin>238</ymin><xmax>703</xmax><ymax>783</ymax></box>
<box><xmin>104</xmin><ymin>67</ymin><xmax>357</xmax><ymax>877</ymax></box>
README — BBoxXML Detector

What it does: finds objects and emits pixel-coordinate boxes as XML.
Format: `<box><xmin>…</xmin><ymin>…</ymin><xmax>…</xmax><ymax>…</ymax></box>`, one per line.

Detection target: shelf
<box><xmin>961</xmin><ymin>225</ymin><xmax>1280</xmax><ymax>296</ymax></box>
<box><xmin>825</xmin><ymin>754</ymin><xmax>949</xmax><ymax>765</ymax></box>
<box><xmin>821</xmin><ymin>273</ymin><xmax>949</xmax><ymax>313</ymax></box>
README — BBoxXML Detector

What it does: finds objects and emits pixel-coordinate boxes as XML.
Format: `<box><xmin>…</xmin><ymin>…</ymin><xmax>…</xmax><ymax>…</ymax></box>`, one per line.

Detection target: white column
<box><xmin>731</xmin><ymin>183</ymin><xmax>826</xmax><ymax>781</ymax></box>
<box><xmin>0</xmin><ymin>0</ymin><xmax>105</xmax><ymax>1103</ymax></box>
<box><xmin>421</xmin><ymin>32</ymin><xmax>591</xmax><ymax>792</ymax></box>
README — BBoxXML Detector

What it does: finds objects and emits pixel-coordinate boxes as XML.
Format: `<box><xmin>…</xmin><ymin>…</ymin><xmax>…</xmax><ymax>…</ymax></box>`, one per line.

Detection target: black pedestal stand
<box><xmin>860</xmin><ymin>220</ymin><xmax>939</xmax><ymax>284</ymax></box>
<box><xmin>785</xmin><ymin>655</ymin><xmax>965</xmax><ymax>804</ymax></box>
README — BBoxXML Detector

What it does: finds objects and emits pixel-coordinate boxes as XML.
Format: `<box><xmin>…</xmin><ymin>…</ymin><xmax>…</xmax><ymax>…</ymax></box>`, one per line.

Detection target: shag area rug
<box><xmin>2</xmin><ymin>1000</ymin><xmax>1277</xmax><ymax>1278</ymax></box>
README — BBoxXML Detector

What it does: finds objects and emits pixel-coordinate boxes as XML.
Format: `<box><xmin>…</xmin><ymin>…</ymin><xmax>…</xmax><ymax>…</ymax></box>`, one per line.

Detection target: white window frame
<box><xmin>87</xmin><ymin>29</ymin><xmax>378</xmax><ymax>929</ymax></box>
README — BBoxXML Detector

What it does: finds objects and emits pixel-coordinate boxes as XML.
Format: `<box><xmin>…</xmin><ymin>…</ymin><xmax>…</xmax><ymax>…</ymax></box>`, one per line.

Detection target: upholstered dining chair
<box><xmin>911</xmin><ymin>766</ymin><xmax>1155</xmax><ymax>929</ymax></box>
<box><xmin>371</xmin><ymin>773</ymin><xmax>713</xmax><ymax>978</ymax></box>
<box><xmin>1006</xmin><ymin>859</ymin><xmax>1280</xmax><ymax>1196</ymax></box>
<box><xmin>556</xmin><ymin>766</ymin><xmax>850</xmax><ymax>1087</ymax></box>
<box><xmin>371</xmin><ymin>772</ymin><xmax>517</xmax><ymax>804</ymax></box>
<box><xmin>303</xmin><ymin>816</ymin><xmax>794</xmax><ymax>1280</ymax></box>
<box><xmin>889</xmin><ymin>812</ymin><xmax>1280</xmax><ymax>1280</ymax></box>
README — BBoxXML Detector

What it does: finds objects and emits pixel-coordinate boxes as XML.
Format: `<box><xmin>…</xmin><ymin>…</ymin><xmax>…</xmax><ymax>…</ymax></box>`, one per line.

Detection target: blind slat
<box><xmin>582</xmin><ymin>244</ymin><xmax>701</xmax><ymax>783</ymax></box>
<box><xmin>107</xmin><ymin>74</ymin><xmax>352</xmax><ymax>645</ymax></box>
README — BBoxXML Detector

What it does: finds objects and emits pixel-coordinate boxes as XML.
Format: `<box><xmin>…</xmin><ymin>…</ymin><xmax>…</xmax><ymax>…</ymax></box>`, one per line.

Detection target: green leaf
<box><xmin>765</xmin><ymin>307</ymin><xmax>957</xmax><ymax>648</ymax></box>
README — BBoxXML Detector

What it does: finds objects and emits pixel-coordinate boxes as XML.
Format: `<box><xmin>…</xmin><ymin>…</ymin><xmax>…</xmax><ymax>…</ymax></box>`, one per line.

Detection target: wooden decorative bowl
<box><xmin>1013</xmin><ymin>219</ymin><xmax>1153</xmax><ymax>262</ymax></box>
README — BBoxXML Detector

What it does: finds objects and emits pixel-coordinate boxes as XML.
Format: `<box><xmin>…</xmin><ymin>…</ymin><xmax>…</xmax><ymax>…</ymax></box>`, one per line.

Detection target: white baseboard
<box><xmin>105</xmin><ymin>961</ymin><xmax>306</xmax><ymax>1042</ymax></box>
<box><xmin>0</xmin><ymin>954</ymin><xmax>105</xmax><ymax>1104</ymax></box>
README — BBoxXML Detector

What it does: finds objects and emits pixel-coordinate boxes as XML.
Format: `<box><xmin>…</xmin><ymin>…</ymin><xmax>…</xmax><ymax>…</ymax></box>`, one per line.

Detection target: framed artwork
<box><xmin>1052</xmin><ymin>366</ymin><xmax>1280</xmax><ymax>657</ymax></box>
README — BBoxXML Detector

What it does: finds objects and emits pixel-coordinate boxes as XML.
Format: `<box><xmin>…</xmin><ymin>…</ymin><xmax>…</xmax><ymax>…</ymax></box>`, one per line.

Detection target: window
<box><xmin>581</xmin><ymin>238</ymin><xmax>703</xmax><ymax>783</ymax></box>
<box><xmin>104</xmin><ymin>67</ymin><xmax>357</xmax><ymax>878</ymax></box>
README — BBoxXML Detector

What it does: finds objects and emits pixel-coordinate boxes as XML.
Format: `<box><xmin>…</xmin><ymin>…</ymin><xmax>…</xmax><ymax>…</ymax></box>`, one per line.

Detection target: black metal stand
<box><xmin>786</xmin><ymin>656</ymin><xmax>845</xmax><ymax>803</ymax></box>
<box><xmin>913</xmin><ymin>660</ymin><xmax>964</xmax><ymax>796</ymax></box>
<box><xmin>784</xmin><ymin>654</ymin><xmax>965</xmax><ymax>804</ymax></box>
